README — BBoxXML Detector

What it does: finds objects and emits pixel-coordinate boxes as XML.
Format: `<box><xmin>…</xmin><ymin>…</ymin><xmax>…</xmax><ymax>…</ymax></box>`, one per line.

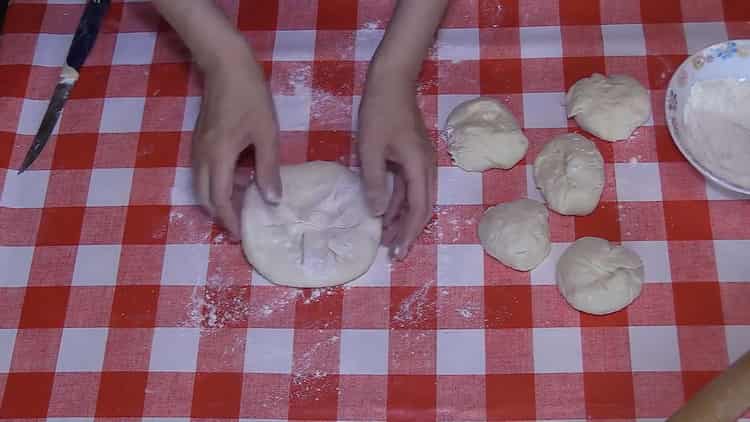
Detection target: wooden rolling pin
<box><xmin>669</xmin><ymin>349</ymin><xmax>750</xmax><ymax>422</ymax></box>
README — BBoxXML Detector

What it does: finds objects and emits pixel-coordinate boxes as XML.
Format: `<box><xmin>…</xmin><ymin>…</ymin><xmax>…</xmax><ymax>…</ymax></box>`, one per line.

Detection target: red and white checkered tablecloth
<box><xmin>1</xmin><ymin>0</ymin><xmax>750</xmax><ymax>420</ymax></box>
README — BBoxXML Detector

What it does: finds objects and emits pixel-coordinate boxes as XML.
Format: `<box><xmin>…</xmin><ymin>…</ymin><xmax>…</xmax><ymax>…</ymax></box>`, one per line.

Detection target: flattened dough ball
<box><xmin>478</xmin><ymin>199</ymin><xmax>551</xmax><ymax>271</ymax></box>
<box><xmin>241</xmin><ymin>161</ymin><xmax>382</xmax><ymax>288</ymax></box>
<box><xmin>445</xmin><ymin>97</ymin><xmax>528</xmax><ymax>172</ymax></box>
<box><xmin>534</xmin><ymin>133</ymin><xmax>604</xmax><ymax>216</ymax></box>
<box><xmin>566</xmin><ymin>73</ymin><xmax>651</xmax><ymax>142</ymax></box>
<box><xmin>557</xmin><ymin>237</ymin><xmax>644</xmax><ymax>315</ymax></box>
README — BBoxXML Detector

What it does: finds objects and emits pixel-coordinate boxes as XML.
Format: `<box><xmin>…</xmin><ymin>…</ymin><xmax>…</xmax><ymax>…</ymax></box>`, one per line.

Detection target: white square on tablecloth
<box><xmin>72</xmin><ymin>245</ymin><xmax>121</xmax><ymax>286</ymax></box>
<box><xmin>170</xmin><ymin>168</ymin><xmax>198</xmax><ymax>206</ymax></box>
<box><xmin>32</xmin><ymin>34</ymin><xmax>73</xmax><ymax>66</ymax></box>
<box><xmin>622</xmin><ymin>241</ymin><xmax>671</xmax><ymax>283</ymax></box>
<box><xmin>17</xmin><ymin>99</ymin><xmax>61</xmax><ymax>135</ymax></box>
<box><xmin>436</xmin><ymin>28</ymin><xmax>480</xmax><ymax>61</ymax></box>
<box><xmin>56</xmin><ymin>328</ymin><xmax>108</xmax><ymax>372</ymax></box>
<box><xmin>273</xmin><ymin>95</ymin><xmax>311</xmax><ymax>131</ymax></box>
<box><xmin>533</xmin><ymin>327</ymin><xmax>583</xmax><ymax>373</ymax></box>
<box><xmin>519</xmin><ymin>26</ymin><xmax>562</xmax><ymax>59</ymax></box>
<box><xmin>141</xmin><ymin>418</ymin><xmax>189</xmax><ymax>422</ymax></box>
<box><xmin>0</xmin><ymin>246</ymin><xmax>33</xmax><ymax>287</ymax></box>
<box><xmin>273</xmin><ymin>30</ymin><xmax>316</xmax><ymax>61</ymax></box>
<box><xmin>525</xmin><ymin>165</ymin><xmax>545</xmax><ymax>202</ymax></box>
<box><xmin>1</xmin><ymin>169</ymin><xmax>50</xmax><ymax>208</ymax></box>
<box><xmin>437</xmin><ymin>166</ymin><xmax>483</xmax><ymax>205</ymax></box>
<box><xmin>112</xmin><ymin>32</ymin><xmax>157</xmax><ymax>65</ymax></box>
<box><xmin>683</xmin><ymin>22</ymin><xmax>728</xmax><ymax>54</ymax></box>
<box><xmin>182</xmin><ymin>96</ymin><xmax>201</xmax><ymax>132</ymax></box>
<box><xmin>615</xmin><ymin>163</ymin><xmax>663</xmax><ymax>201</ymax></box>
<box><xmin>86</xmin><ymin>168</ymin><xmax>134</xmax><ymax>206</ymax></box>
<box><xmin>352</xmin><ymin>247</ymin><xmax>391</xmax><ymax>287</ymax></box>
<box><xmin>601</xmin><ymin>24</ymin><xmax>647</xmax><ymax>57</ymax></box>
<box><xmin>149</xmin><ymin>327</ymin><xmax>200</xmax><ymax>372</ymax></box>
<box><xmin>244</xmin><ymin>328</ymin><xmax>294</xmax><ymax>373</ymax></box>
<box><xmin>100</xmin><ymin>97</ymin><xmax>145</xmax><ymax>133</ymax></box>
<box><xmin>725</xmin><ymin>325</ymin><xmax>750</xmax><ymax>364</ymax></box>
<box><xmin>437</xmin><ymin>244</ymin><xmax>484</xmax><ymax>286</ymax></box>
<box><xmin>437</xmin><ymin>329</ymin><xmax>485</xmax><ymax>375</ymax></box>
<box><xmin>530</xmin><ymin>242</ymin><xmax>571</xmax><ymax>285</ymax></box>
<box><xmin>161</xmin><ymin>244</ymin><xmax>210</xmax><ymax>285</ymax></box>
<box><xmin>339</xmin><ymin>329</ymin><xmax>389</xmax><ymax>375</ymax></box>
<box><xmin>0</xmin><ymin>329</ymin><xmax>16</xmax><ymax>372</ymax></box>
<box><xmin>438</xmin><ymin>94</ymin><xmax>478</xmax><ymax>130</ymax></box>
<box><xmin>714</xmin><ymin>240</ymin><xmax>750</xmax><ymax>282</ymax></box>
<box><xmin>629</xmin><ymin>325</ymin><xmax>681</xmax><ymax>371</ymax></box>
<box><xmin>355</xmin><ymin>29</ymin><xmax>385</xmax><ymax>61</ymax></box>
<box><xmin>522</xmin><ymin>92</ymin><xmax>567</xmax><ymax>129</ymax></box>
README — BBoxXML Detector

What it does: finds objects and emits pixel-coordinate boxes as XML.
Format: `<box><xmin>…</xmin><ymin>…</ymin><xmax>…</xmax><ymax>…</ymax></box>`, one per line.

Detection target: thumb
<box><xmin>253</xmin><ymin>138</ymin><xmax>282</xmax><ymax>204</ymax></box>
<box><xmin>359</xmin><ymin>140</ymin><xmax>389</xmax><ymax>216</ymax></box>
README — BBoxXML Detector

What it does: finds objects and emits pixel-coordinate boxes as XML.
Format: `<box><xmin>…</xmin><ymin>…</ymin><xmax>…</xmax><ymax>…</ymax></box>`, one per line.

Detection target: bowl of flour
<box><xmin>666</xmin><ymin>40</ymin><xmax>750</xmax><ymax>195</ymax></box>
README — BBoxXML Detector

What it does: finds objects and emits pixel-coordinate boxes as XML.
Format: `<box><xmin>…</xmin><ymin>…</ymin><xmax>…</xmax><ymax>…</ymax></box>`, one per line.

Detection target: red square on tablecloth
<box><xmin>574</xmin><ymin>202</ymin><xmax>622</xmax><ymax>242</ymax></box>
<box><xmin>191</xmin><ymin>372</ymin><xmax>243</xmax><ymax>418</ymax></box>
<box><xmin>388</xmin><ymin>330</ymin><xmax>436</xmax><ymax>375</ymax></box>
<box><xmin>0</xmin><ymin>208</ymin><xmax>42</xmax><ymax>247</ymax></box>
<box><xmin>480</xmin><ymin>59</ymin><xmax>523</xmax><ymax>94</ymax></box>
<box><xmin>710</xmin><ymin>201</ymin><xmax>750</xmax><ymax>240</ymax></box>
<box><xmin>43</xmin><ymin>170</ymin><xmax>91</xmax><ymax>208</ymax></box>
<box><xmin>147</xmin><ymin>63</ymin><xmax>190</xmax><ymax>97</ymax></box>
<box><xmin>36</xmin><ymin>207</ymin><xmax>85</xmax><ymax>246</ymax></box>
<box><xmin>135</xmin><ymin>132</ymin><xmax>181</xmax><ymax>168</ymax></box>
<box><xmin>641</xmin><ymin>0</ymin><xmax>684</xmax><ymax>23</ymax></box>
<box><xmin>0</xmin><ymin>288</ymin><xmax>25</xmax><ymax>328</ymax></box>
<box><xmin>627</xmin><ymin>283</ymin><xmax>676</xmax><ymax>325</ymax></box>
<box><xmin>531</xmin><ymin>286</ymin><xmax>580</xmax><ymax>327</ymax></box>
<box><xmin>19</xmin><ymin>286</ymin><xmax>69</xmax><ymax>329</ymax></box>
<box><xmin>238</xmin><ymin>1</ymin><xmax>279</xmax><ymax>30</ymax></box>
<box><xmin>484</xmin><ymin>253</ymin><xmax>532</xmax><ymax>286</ymax></box>
<box><xmin>390</xmin><ymin>286</ymin><xmax>437</xmax><ymax>330</ymax></box>
<box><xmin>102</xmin><ymin>328</ymin><xmax>153</xmax><ymax>371</ymax></box>
<box><xmin>485</xmin><ymin>328</ymin><xmax>533</xmax><ymax>373</ymax></box>
<box><xmin>197</xmin><ymin>328</ymin><xmax>247</xmax><ymax>372</ymax></box>
<box><xmin>581</xmin><ymin>327</ymin><xmax>632</xmax><ymax>372</ymax></box>
<box><xmin>668</xmin><ymin>240</ymin><xmax>718</xmax><ymax>282</ymax></box>
<box><xmin>0</xmin><ymin>65</ymin><xmax>31</xmax><ymax>98</ymax></box>
<box><xmin>600</xmin><ymin>0</ymin><xmax>643</xmax><ymax>24</ymax></box>
<box><xmin>486</xmin><ymin>374</ymin><xmax>536</xmax><ymax>420</ymax></box>
<box><xmin>122</xmin><ymin>205</ymin><xmax>170</xmax><ymax>244</ymax></box>
<box><xmin>559</xmin><ymin>0</ymin><xmax>601</xmax><ymax>25</ymax></box>
<box><xmin>307</xmin><ymin>131</ymin><xmax>352</xmax><ymax>163</ymax></box>
<box><xmin>110</xmin><ymin>286</ymin><xmax>160</xmax><ymax>328</ymax></box>
<box><xmin>48</xmin><ymin>372</ymin><xmax>100</xmax><ymax>417</ymax></box>
<box><xmin>619</xmin><ymin>202</ymin><xmax>667</xmax><ymax>241</ymax></box>
<box><xmin>482</xmin><ymin>166</ymin><xmax>527</xmax><ymax>205</ymax></box>
<box><xmin>9</xmin><ymin>328</ymin><xmax>61</xmax><ymax>372</ymax></box>
<box><xmin>479</xmin><ymin>27</ymin><xmax>521</xmax><ymax>59</ymax></box>
<box><xmin>659</xmin><ymin>162</ymin><xmax>707</xmax><ymax>200</ymax></box>
<box><xmin>288</xmin><ymin>373</ymin><xmax>341</xmax><ymax>420</ymax></box>
<box><xmin>678</xmin><ymin>325</ymin><xmax>728</xmax><ymax>371</ymax></box>
<box><xmin>647</xmin><ymin>55</ymin><xmax>687</xmax><ymax>89</ymax></box>
<box><xmin>317</xmin><ymin>0</ymin><xmax>358</xmax><ymax>30</ymax></box>
<box><xmin>3</xmin><ymin>3</ymin><xmax>45</xmax><ymax>33</ymax></box>
<box><xmin>28</xmin><ymin>245</ymin><xmax>76</xmax><ymax>286</ymax></box>
<box><xmin>563</xmin><ymin>56</ymin><xmax>606</xmax><ymax>90</ymax></box>
<box><xmin>387</xmin><ymin>375</ymin><xmax>437</xmax><ymax>422</ymax></box>
<box><xmin>52</xmin><ymin>134</ymin><xmax>99</xmax><ymax>170</ymax></box>
<box><xmin>79</xmin><ymin>207</ymin><xmax>126</xmax><ymax>245</ymax></box>
<box><xmin>682</xmin><ymin>371</ymin><xmax>721</xmax><ymax>400</ymax></box>
<box><xmin>0</xmin><ymin>372</ymin><xmax>55</xmax><ymax>418</ymax></box>
<box><xmin>584</xmin><ymin>372</ymin><xmax>635</xmax><ymax>418</ymax></box>
<box><xmin>521</xmin><ymin>58</ymin><xmax>565</xmax><ymax>92</ymax></box>
<box><xmin>485</xmin><ymin>286</ymin><xmax>532</xmax><ymax>328</ymax></box>
<box><xmin>342</xmin><ymin>286</ymin><xmax>390</xmax><ymax>329</ymax></box>
<box><xmin>438</xmin><ymin>60</ymin><xmax>481</xmax><ymax>95</ymax></box>
<box><xmin>723</xmin><ymin>0</ymin><xmax>750</xmax><ymax>21</ymax></box>
<box><xmin>96</xmin><ymin>371</ymin><xmax>148</xmax><ymax>417</ymax></box>
<box><xmin>561</xmin><ymin>25</ymin><xmax>604</xmax><ymax>57</ymax></box>
<box><xmin>116</xmin><ymin>245</ymin><xmax>165</xmax><ymax>285</ymax></box>
<box><xmin>143</xmin><ymin>372</ymin><xmax>195</xmax><ymax>417</ymax></box>
<box><xmin>673</xmin><ymin>282</ymin><xmax>724</xmax><ymax>325</ymax></box>
<box><xmin>239</xmin><ymin>373</ymin><xmax>291</xmax><ymax>419</ymax></box>
<box><xmin>663</xmin><ymin>200</ymin><xmax>713</xmax><ymax>240</ymax></box>
<box><xmin>721</xmin><ymin>283</ymin><xmax>750</xmax><ymax>324</ymax></box>
<box><xmin>0</xmin><ymin>34</ymin><xmax>36</xmax><ymax>65</ymax></box>
<box><xmin>436</xmin><ymin>375</ymin><xmax>486</xmax><ymax>420</ymax></box>
<box><xmin>65</xmin><ymin>287</ymin><xmax>114</xmax><ymax>327</ymax></box>
<box><xmin>69</xmin><ymin>66</ymin><xmax>110</xmax><ymax>99</ymax></box>
<box><xmin>580</xmin><ymin>308</ymin><xmax>629</xmax><ymax>328</ymax></box>
<box><xmin>437</xmin><ymin>286</ymin><xmax>484</xmax><ymax>329</ymax></box>
<box><xmin>535</xmin><ymin>373</ymin><xmax>586</xmax><ymax>419</ymax></box>
<box><xmin>293</xmin><ymin>288</ymin><xmax>344</xmax><ymax>329</ymax></box>
<box><xmin>390</xmin><ymin>245</ymin><xmax>437</xmax><ymax>287</ymax></box>
<box><xmin>479</xmin><ymin>0</ymin><xmax>519</xmax><ymax>28</ymax></box>
<box><xmin>337</xmin><ymin>375</ymin><xmax>387</xmax><ymax>420</ymax></box>
<box><xmin>633</xmin><ymin>372</ymin><xmax>685</xmax><ymax>418</ymax></box>
<box><xmin>119</xmin><ymin>1</ymin><xmax>161</xmax><ymax>32</ymax></box>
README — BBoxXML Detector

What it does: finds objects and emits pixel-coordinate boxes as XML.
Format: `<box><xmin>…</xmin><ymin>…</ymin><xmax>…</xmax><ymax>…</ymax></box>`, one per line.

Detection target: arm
<box><xmin>359</xmin><ymin>1</ymin><xmax>449</xmax><ymax>260</ymax></box>
<box><xmin>152</xmin><ymin>1</ymin><xmax>282</xmax><ymax>239</ymax></box>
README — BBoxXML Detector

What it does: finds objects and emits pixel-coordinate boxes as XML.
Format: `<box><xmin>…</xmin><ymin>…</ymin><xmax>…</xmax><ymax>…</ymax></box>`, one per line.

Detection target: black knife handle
<box><xmin>66</xmin><ymin>0</ymin><xmax>111</xmax><ymax>71</ymax></box>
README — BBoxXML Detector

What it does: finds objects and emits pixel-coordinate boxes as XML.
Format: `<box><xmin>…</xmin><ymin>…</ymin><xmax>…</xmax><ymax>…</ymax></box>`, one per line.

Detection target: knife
<box><xmin>18</xmin><ymin>0</ymin><xmax>111</xmax><ymax>174</ymax></box>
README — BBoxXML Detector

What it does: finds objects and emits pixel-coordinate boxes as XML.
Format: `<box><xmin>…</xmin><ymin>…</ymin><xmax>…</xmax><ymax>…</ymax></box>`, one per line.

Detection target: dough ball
<box><xmin>557</xmin><ymin>237</ymin><xmax>645</xmax><ymax>315</ymax></box>
<box><xmin>445</xmin><ymin>97</ymin><xmax>529</xmax><ymax>172</ymax></box>
<box><xmin>533</xmin><ymin>133</ymin><xmax>604</xmax><ymax>216</ymax></box>
<box><xmin>566</xmin><ymin>73</ymin><xmax>652</xmax><ymax>142</ymax></box>
<box><xmin>478</xmin><ymin>198</ymin><xmax>551</xmax><ymax>271</ymax></box>
<box><xmin>241</xmin><ymin>161</ymin><xmax>382</xmax><ymax>288</ymax></box>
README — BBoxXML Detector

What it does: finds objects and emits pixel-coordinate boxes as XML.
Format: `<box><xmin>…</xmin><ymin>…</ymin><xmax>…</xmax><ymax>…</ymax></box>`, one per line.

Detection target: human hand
<box><xmin>358</xmin><ymin>74</ymin><xmax>436</xmax><ymax>260</ymax></box>
<box><xmin>192</xmin><ymin>53</ymin><xmax>282</xmax><ymax>239</ymax></box>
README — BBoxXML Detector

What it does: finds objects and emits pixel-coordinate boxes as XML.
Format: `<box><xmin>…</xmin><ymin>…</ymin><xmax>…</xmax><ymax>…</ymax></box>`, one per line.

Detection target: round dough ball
<box><xmin>533</xmin><ymin>133</ymin><xmax>604</xmax><ymax>216</ymax></box>
<box><xmin>557</xmin><ymin>237</ymin><xmax>644</xmax><ymax>315</ymax></box>
<box><xmin>445</xmin><ymin>97</ymin><xmax>529</xmax><ymax>172</ymax></box>
<box><xmin>478</xmin><ymin>199</ymin><xmax>551</xmax><ymax>271</ymax></box>
<box><xmin>241</xmin><ymin>161</ymin><xmax>382</xmax><ymax>288</ymax></box>
<box><xmin>566</xmin><ymin>73</ymin><xmax>652</xmax><ymax>142</ymax></box>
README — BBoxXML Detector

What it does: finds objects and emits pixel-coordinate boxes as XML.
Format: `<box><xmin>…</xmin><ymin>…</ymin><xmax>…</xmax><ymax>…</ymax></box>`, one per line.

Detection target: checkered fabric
<box><xmin>2</xmin><ymin>0</ymin><xmax>750</xmax><ymax>420</ymax></box>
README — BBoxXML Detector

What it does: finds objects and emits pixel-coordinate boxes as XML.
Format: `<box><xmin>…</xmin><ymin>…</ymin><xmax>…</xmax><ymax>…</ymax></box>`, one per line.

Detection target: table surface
<box><xmin>1</xmin><ymin>1</ymin><xmax>750</xmax><ymax>421</ymax></box>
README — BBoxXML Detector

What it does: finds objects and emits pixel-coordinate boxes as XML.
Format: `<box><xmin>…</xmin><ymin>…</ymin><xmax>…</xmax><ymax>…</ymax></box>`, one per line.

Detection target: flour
<box><xmin>683</xmin><ymin>78</ymin><xmax>750</xmax><ymax>189</ymax></box>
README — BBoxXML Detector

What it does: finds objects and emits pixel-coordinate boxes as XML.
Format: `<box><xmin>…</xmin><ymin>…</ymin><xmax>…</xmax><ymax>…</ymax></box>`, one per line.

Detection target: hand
<box><xmin>358</xmin><ymin>74</ymin><xmax>436</xmax><ymax>260</ymax></box>
<box><xmin>192</xmin><ymin>54</ymin><xmax>282</xmax><ymax>239</ymax></box>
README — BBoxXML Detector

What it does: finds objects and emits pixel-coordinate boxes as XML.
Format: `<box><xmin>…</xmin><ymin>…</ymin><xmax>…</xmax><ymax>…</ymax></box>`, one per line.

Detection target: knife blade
<box><xmin>18</xmin><ymin>0</ymin><xmax>111</xmax><ymax>174</ymax></box>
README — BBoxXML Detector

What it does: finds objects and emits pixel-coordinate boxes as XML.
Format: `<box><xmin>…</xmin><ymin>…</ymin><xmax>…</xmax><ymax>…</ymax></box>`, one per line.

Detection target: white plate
<box><xmin>665</xmin><ymin>39</ymin><xmax>750</xmax><ymax>195</ymax></box>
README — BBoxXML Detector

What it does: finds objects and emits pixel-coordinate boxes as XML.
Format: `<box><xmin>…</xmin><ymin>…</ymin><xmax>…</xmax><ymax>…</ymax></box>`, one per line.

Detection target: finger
<box><xmin>209</xmin><ymin>155</ymin><xmax>241</xmax><ymax>239</ymax></box>
<box><xmin>384</xmin><ymin>171</ymin><xmax>406</xmax><ymax>228</ymax></box>
<box><xmin>381</xmin><ymin>220</ymin><xmax>401</xmax><ymax>247</ymax></box>
<box><xmin>359</xmin><ymin>140</ymin><xmax>389</xmax><ymax>216</ymax></box>
<box><xmin>252</xmin><ymin>137</ymin><xmax>282</xmax><ymax>205</ymax></box>
<box><xmin>191</xmin><ymin>104</ymin><xmax>213</xmax><ymax>216</ymax></box>
<box><xmin>392</xmin><ymin>147</ymin><xmax>430</xmax><ymax>260</ymax></box>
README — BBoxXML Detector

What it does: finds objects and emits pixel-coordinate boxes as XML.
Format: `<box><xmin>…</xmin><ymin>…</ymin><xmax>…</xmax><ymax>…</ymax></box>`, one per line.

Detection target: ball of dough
<box><xmin>566</xmin><ymin>73</ymin><xmax>652</xmax><ymax>142</ymax></box>
<box><xmin>241</xmin><ymin>161</ymin><xmax>382</xmax><ymax>288</ymax></box>
<box><xmin>478</xmin><ymin>199</ymin><xmax>551</xmax><ymax>271</ymax></box>
<box><xmin>445</xmin><ymin>97</ymin><xmax>529</xmax><ymax>172</ymax></box>
<box><xmin>556</xmin><ymin>237</ymin><xmax>645</xmax><ymax>315</ymax></box>
<box><xmin>533</xmin><ymin>133</ymin><xmax>604</xmax><ymax>216</ymax></box>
